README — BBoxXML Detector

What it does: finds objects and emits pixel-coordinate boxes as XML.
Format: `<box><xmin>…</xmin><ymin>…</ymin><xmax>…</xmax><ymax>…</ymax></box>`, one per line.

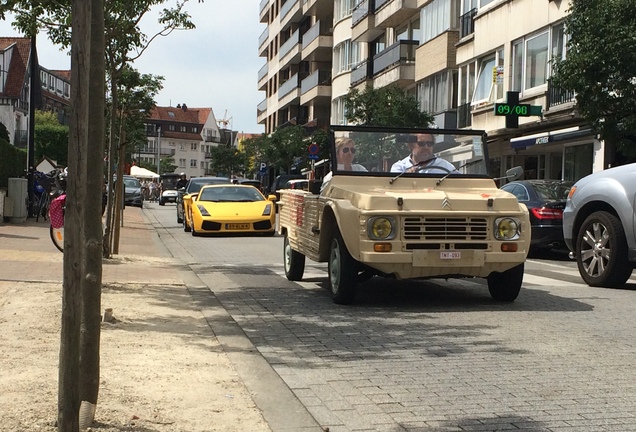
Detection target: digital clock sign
<box><xmin>494</xmin><ymin>103</ymin><xmax>531</xmax><ymax>116</ymax></box>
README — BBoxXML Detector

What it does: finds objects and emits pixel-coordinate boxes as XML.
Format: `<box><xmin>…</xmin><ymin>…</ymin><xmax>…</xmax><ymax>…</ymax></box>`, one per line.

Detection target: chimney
<box><xmin>182</xmin><ymin>103</ymin><xmax>187</xmax><ymax>111</ymax></box>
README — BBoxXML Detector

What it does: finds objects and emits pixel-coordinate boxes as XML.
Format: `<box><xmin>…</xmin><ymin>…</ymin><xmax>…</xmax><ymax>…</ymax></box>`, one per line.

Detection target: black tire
<box><xmin>284</xmin><ymin>234</ymin><xmax>305</xmax><ymax>281</ymax></box>
<box><xmin>575</xmin><ymin>211</ymin><xmax>632</xmax><ymax>287</ymax></box>
<box><xmin>177</xmin><ymin>205</ymin><xmax>183</xmax><ymax>224</ymax></box>
<box><xmin>159</xmin><ymin>199</ymin><xmax>165</xmax><ymax>206</ymax></box>
<box><xmin>327</xmin><ymin>230</ymin><xmax>358</xmax><ymax>305</ymax></box>
<box><xmin>487</xmin><ymin>263</ymin><xmax>524</xmax><ymax>302</ymax></box>
<box><xmin>183</xmin><ymin>215</ymin><xmax>191</xmax><ymax>232</ymax></box>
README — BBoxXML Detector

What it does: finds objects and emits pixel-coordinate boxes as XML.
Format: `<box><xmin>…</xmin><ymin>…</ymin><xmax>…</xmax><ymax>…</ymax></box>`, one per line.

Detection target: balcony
<box><xmin>259</xmin><ymin>27</ymin><xmax>268</xmax><ymax>50</ymax></box>
<box><xmin>547</xmin><ymin>80</ymin><xmax>576</xmax><ymax>109</ymax></box>
<box><xmin>280</xmin><ymin>0</ymin><xmax>302</xmax><ymax>28</ymax></box>
<box><xmin>459</xmin><ymin>8</ymin><xmax>477</xmax><ymax>39</ymax></box>
<box><xmin>257</xmin><ymin>99</ymin><xmax>268</xmax><ymax>123</ymax></box>
<box><xmin>374</xmin><ymin>0</ymin><xmax>418</xmax><ymax>29</ymax></box>
<box><xmin>259</xmin><ymin>0</ymin><xmax>269</xmax><ymax>23</ymax></box>
<box><xmin>301</xmin><ymin>20</ymin><xmax>332</xmax><ymax>63</ymax></box>
<box><xmin>13</xmin><ymin>129</ymin><xmax>27</xmax><ymax>149</ymax></box>
<box><xmin>373</xmin><ymin>40</ymin><xmax>417</xmax><ymax>76</ymax></box>
<box><xmin>457</xmin><ymin>103</ymin><xmax>472</xmax><ymax>128</ymax></box>
<box><xmin>351</xmin><ymin>0</ymin><xmax>383</xmax><ymax>42</ymax></box>
<box><xmin>258</xmin><ymin>63</ymin><xmax>268</xmax><ymax>91</ymax></box>
<box><xmin>278</xmin><ymin>73</ymin><xmax>302</xmax><ymax>109</ymax></box>
<box><xmin>302</xmin><ymin>0</ymin><xmax>332</xmax><ymax>15</ymax></box>
<box><xmin>300</xmin><ymin>69</ymin><xmax>331</xmax><ymax>105</ymax></box>
<box><xmin>279</xmin><ymin>29</ymin><xmax>301</xmax><ymax>66</ymax></box>
<box><xmin>350</xmin><ymin>60</ymin><xmax>373</xmax><ymax>87</ymax></box>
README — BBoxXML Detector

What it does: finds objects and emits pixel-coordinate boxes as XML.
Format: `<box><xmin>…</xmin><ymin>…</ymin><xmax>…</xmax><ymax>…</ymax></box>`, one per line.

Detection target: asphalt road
<box><xmin>145</xmin><ymin>202</ymin><xmax>636</xmax><ymax>432</ymax></box>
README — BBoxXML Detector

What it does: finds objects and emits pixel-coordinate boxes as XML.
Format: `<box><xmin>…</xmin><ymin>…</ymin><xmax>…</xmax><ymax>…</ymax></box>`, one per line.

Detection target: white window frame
<box><xmin>333</xmin><ymin>39</ymin><xmax>359</xmax><ymax>75</ymax></box>
<box><xmin>417</xmin><ymin>70</ymin><xmax>457</xmax><ymax>114</ymax></box>
<box><xmin>471</xmin><ymin>48</ymin><xmax>504</xmax><ymax>105</ymax></box>
<box><xmin>511</xmin><ymin>25</ymin><xmax>565</xmax><ymax>94</ymax></box>
<box><xmin>421</xmin><ymin>0</ymin><xmax>458</xmax><ymax>45</ymax></box>
<box><xmin>190</xmin><ymin>159</ymin><xmax>197</xmax><ymax>168</ymax></box>
<box><xmin>331</xmin><ymin>96</ymin><xmax>348</xmax><ymax>125</ymax></box>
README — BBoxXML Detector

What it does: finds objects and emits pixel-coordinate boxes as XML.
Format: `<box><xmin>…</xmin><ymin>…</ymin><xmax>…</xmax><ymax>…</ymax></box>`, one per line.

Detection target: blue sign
<box><xmin>308</xmin><ymin>154</ymin><xmax>320</xmax><ymax>160</ymax></box>
<box><xmin>259</xmin><ymin>162</ymin><xmax>267</xmax><ymax>174</ymax></box>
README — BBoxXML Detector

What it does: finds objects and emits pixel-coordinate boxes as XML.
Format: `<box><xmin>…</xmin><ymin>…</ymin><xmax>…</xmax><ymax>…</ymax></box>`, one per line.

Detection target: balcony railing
<box><xmin>352</xmin><ymin>0</ymin><xmax>374</xmax><ymax>26</ymax></box>
<box><xmin>547</xmin><ymin>80</ymin><xmax>576</xmax><ymax>108</ymax></box>
<box><xmin>351</xmin><ymin>60</ymin><xmax>372</xmax><ymax>86</ymax></box>
<box><xmin>374</xmin><ymin>0</ymin><xmax>390</xmax><ymax>12</ymax></box>
<box><xmin>260</xmin><ymin>0</ymin><xmax>269</xmax><ymax>14</ymax></box>
<box><xmin>372</xmin><ymin>40</ymin><xmax>417</xmax><ymax>76</ymax></box>
<box><xmin>301</xmin><ymin>69</ymin><xmax>331</xmax><ymax>94</ymax></box>
<box><xmin>13</xmin><ymin>130</ymin><xmax>28</xmax><ymax>148</ymax></box>
<box><xmin>259</xmin><ymin>27</ymin><xmax>268</xmax><ymax>48</ymax></box>
<box><xmin>459</xmin><ymin>8</ymin><xmax>477</xmax><ymax>39</ymax></box>
<box><xmin>257</xmin><ymin>99</ymin><xmax>267</xmax><ymax>114</ymax></box>
<box><xmin>281</xmin><ymin>0</ymin><xmax>298</xmax><ymax>20</ymax></box>
<box><xmin>457</xmin><ymin>103</ymin><xmax>472</xmax><ymax>128</ymax></box>
<box><xmin>278</xmin><ymin>73</ymin><xmax>300</xmax><ymax>99</ymax></box>
<box><xmin>279</xmin><ymin>29</ymin><xmax>300</xmax><ymax>59</ymax></box>
<box><xmin>302</xmin><ymin>20</ymin><xmax>321</xmax><ymax>49</ymax></box>
<box><xmin>258</xmin><ymin>63</ymin><xmax>268</xmax><ymax>82</ymax></box>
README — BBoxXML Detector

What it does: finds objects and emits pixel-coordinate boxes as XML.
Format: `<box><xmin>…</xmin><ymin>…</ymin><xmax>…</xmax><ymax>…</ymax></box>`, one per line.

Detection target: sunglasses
<box><xmin>416</xmin><ymin>141</ymin><xmax>434</xmax><ymax>147</ymax></box>
<box><xmin>341</xmin><ymin>147</ymin><xmax>356</xmax><ymax>154</ymax></box>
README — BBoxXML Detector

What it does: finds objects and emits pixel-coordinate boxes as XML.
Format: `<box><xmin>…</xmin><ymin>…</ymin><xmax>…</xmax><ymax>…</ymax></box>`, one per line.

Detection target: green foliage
<box><xmin>0</xmin><ymin>137</ymin><xmax>27</xmax><ymax>189</ymax></box>
<box><xmin>34</xmin><ymin>110</ymin><xmax>61</xmax><ymax>126</ymax></box>
<box><xmin>344</xmin><ymin>85</ymin><xmax>433</xmax><ymax>127</ymax></box>
<box><xmin>208</xmin><ymin>145</ymin><xmax>248</xmax><ymax>176</ymax></box>
<box><xmin>159</xmin><ymin>156</ymin><xmax>177</xmax><ymax>175</ymax></box>
<box><xmin>0</xmin><ymin>122</ymin><xmax>9</xmax><ymax>142</ymax></box>
<box><xmin>551</xmin><ymin>0</ymin><xmax>636</xmax><ymax>156</ymax></box>
<box><xmin>34</xmin><ymin>124</ymin><xmax>69</xmax><ymax>166</ymax></box>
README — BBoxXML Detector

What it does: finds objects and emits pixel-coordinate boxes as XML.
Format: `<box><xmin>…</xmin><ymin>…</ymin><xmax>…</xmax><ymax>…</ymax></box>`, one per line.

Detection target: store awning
<box><xmin>510</xmin><ymin>126</ymin><xmax>592</xmax><ymax>149</ymax></box>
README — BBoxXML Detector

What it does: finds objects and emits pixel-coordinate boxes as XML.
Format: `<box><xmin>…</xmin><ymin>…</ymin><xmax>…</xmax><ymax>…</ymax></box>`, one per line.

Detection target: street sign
<box><xmin>259</xmin><ymin>162</ymin><xmax>267</xmax><ymax>174</ymax></box>
<box><xmin>308</xmin><ymin>143</ymin><xmax>319</xmax><ymax>155</ymax></box>
<box><xmin>308</xmin><ymin>154</ymin><xmax>319</xmax><ymax>160</ymax></box>
<box><xmin>495</xmin><ymin>91</ymin><xmax>543</xmax><ymax>128</ymax></box>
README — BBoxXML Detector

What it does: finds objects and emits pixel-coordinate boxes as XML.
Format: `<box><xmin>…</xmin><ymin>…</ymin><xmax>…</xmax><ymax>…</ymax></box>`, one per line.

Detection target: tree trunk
<box><xmin>79</xmin><ymin>0</ymin><xmax>105</xmax><ymax>416</ymax></box>
<box><xmin>58</xmin><ymin>0</ymin><xmax>91</xmax><ymax>429</ymax></box>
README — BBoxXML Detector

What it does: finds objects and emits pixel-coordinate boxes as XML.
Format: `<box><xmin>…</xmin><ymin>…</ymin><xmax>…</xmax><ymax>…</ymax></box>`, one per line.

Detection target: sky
<box><xmin>0</xmin><ymin>0</ymin><xmax>266</xmax><ymax>134</ymax></box>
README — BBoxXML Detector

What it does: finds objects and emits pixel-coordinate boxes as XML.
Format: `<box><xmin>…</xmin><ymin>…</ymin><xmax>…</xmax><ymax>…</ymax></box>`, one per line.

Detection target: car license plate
<box><xmin>440</xmin><ymin>251</ymin><xmax>461</xmax><ymax>259</ymax></box>
<box><xmin>226</xmin><ymin>223</ymin><xmax>250</xmax><ymax>230</ymax></box>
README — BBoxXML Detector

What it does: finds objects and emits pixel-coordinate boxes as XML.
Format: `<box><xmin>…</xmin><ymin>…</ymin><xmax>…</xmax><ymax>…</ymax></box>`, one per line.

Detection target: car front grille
<box><xmin>403</xmin><ymin>217</ymin><xmax>488</xmax><ymax>241</ymax></box>
<box><xmin>201</xmin><ymin>221</ymin><xmax>222</xmax><ymax>231</ymax></box>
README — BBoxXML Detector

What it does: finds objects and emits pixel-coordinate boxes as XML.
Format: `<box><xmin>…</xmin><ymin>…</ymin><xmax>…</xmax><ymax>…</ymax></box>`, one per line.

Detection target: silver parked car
<box><xmin>563</xmin><ymin>163</ymin><xmax>636</xmax><ymax>287</ymax></box>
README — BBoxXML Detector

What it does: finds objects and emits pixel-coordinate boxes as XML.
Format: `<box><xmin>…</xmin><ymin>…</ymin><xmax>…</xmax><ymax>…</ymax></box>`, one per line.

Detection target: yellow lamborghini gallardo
<box><xmin>186</xmin><ymin>184</ymin><xmax>277</xmax><ymax>236</ymax></box>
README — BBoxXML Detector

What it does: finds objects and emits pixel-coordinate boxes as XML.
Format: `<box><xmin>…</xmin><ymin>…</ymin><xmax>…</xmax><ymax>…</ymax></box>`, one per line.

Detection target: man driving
<box><xmin>390</xmin><ymin>133</ymin><xmax>458</xmax><ymax>174</ymax></box>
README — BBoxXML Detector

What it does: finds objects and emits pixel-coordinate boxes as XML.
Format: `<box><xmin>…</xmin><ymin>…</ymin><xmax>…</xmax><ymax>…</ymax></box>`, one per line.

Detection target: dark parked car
<box><xmin>176</xmin><ymin>176</ymin><xmax>230</xmax><ymax>224</ymax></box>
<box><xmin>500</xmin><ymin>179</ymin><xmax>573</xmax><ymax>252</ymax></box>
<box><xmin>118</xmin><ymin>175</ymin><xmax>143</xmax><ymax>208</ymax></box>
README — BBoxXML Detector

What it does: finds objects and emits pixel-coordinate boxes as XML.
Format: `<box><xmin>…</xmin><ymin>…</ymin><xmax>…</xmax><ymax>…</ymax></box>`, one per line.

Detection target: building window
<box><xmin>179</xmin><ymin>125</ymin><xmax>186</xmax><ymax>132</ymax></box>
<box><xmin>333</xmin><ymin>39</ymin><xmax>359</xmax><ymax>75</ymax></box>
<box><xmin>191</xmin><ymin>143</ymin><xmax>197</xmax><ymax>151</ymax></box>
<box><xmin>418</xmin><ymin>70</ymin><xmax>458</xmax><ymax>114</ymax></box>
<box><xmin>470</xmin><ymin>48</ymin><xmax>504</xmax><ymax>105</ymax></box>
<box><xmin>512</xmin><ymin>26</ymin><xmax>563</xmax><ymax>93</ymax></box>
<box><xmin>180</xmin><ymin>143</ymin><xmax>186</xmax><ymax>151</ymax></box>
<box><xmin>168</xmin><ymin>124</ymin><xmax>175</xmax><ymax>131</ymax></box>
<box><xmin>179</xmin><ymin>158</ymin><xmax>186</xmax><ymax>168</ymax></box>
<box><xmin>421</xmin><ymin>0</ymin><xmax>458</xmax><ymax>45</ymax></box>
<box><xmin>192</xmin><ymin>126</ymin><xmax>198</xmax><ymax>133</ymax></box>
<box><xmin>64</xmin><ymin>83</ymin><xmax>70</xmax><ymax>98</ymax></box>
<box><xmin>461</xmin><ymin>0</ymin><xmax>495</xmax><ymax>14</ymax></box>
<box><xmin>396</xmin><ymin>16</ymin><xmax>421</xmax><ymax>43</ymax></box>
<box><xmin>331</xmin><ymin>96</ymin><xmax>348</xmax><ymax>125</ymax></box>
<box><xmin>190</xmin><ymin>159</ymin><xmax>197</xmax><ymax>168</ymax></box>
<box><xmin>200</xmin><ymin>161</ymin><xmax>204</xmax><ymax>169</ymax></box>
<box><xmin>335</xmin><ymin>0</ymin><xmax>354</xmax><ymax>22</ymax></box>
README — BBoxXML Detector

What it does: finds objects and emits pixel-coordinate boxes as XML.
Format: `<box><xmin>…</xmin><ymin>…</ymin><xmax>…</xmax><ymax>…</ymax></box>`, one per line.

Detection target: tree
<box><xmin>208</xmin><ymin>145</ymin><xmax>247</xmax><ymax>176</ymax></box>
<box><xmin>344</xmin><ymin>84</ymin><xmax>433</xmax><ymax>127</ymax></box>
<box><xmin>34</xmin><ymin>111</ymin><xmax>69</xmax><ymax>166</ymax></box>
<box><xmin>159</xmin><ymin>155</ymin><xmax>178</xmax><ymax>174</ymax></box>
<box><xmin>551</xmin><ymin>0</ymin><xmax>636</xmax><ymax>158</ymax></box>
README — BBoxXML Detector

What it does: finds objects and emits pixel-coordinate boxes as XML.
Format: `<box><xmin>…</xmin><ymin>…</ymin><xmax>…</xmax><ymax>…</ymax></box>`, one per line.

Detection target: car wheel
<box><xmin>576</xmin><ymin>211</ymin><xmax>632</xmax><ymax>287</ymax></box>
<box><xmin>177</xmin><ymin>206</ymin><xmax>183</xmax><ymax>224</ymax></box>
<box><xmin>327</xmin><ymin>230</ymin><xmax>358</xmax><ymax>305</ymax></box>
<box><xmin>284</xmin><ymin>234</ymin><xmax>305</xmax><ymax>281</ymax></box>
<box><xmin>487</xmin><ymin>263</ymin><xmax>524</xmax><ymax>302</ymax></box>
<box><xmin>159</xmin><ymin>199</ymin><xmax>165</xmax><ymax>206</ymax></box>
<box><xmin>183</xmin><ymin>216</ymin><xmax>191</xmax><ymax>232</ymax></box>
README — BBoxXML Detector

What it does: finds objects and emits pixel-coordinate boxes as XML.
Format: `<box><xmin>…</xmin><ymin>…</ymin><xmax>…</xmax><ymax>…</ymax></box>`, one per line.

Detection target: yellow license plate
<box><xmin>226</xmin><ymin>223</ymin><xmax>250</xmax><ymax>230</ymax></box>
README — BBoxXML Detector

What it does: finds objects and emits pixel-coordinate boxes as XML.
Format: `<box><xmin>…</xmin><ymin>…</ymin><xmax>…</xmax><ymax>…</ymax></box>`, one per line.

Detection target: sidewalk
<box><xmin>0</xmin><ymin>208</ymin><xmax>280</xmax><ymax>431</ymax></box>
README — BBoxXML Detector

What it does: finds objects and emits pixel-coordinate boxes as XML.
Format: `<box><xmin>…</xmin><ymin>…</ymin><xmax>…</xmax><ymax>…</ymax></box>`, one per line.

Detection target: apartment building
<box><xmin>141</xmin><ymin>104</ymin><xmax>226</xmax><ymax>178</ymax></box>
<box><xmin>40</xmin><ymin>67</ymin><xmax>71</xmax><ymax>126</ymax></box>
<box><xmin>257</xmin><ymin>0</ymin><xmax>605</xmax><ymax>182</ymax></box>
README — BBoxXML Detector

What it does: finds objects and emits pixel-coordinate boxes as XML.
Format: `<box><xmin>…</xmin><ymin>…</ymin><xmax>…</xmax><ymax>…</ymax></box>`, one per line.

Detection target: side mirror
<box><xmin>268</xmin><ymin>194</ymin><xmax>277</xmax><ymax>201</ymax></box>
<box><xmin>494</xmin><ymin>166</ymin><xmax>524</xmax><ymax>182</ymax></box>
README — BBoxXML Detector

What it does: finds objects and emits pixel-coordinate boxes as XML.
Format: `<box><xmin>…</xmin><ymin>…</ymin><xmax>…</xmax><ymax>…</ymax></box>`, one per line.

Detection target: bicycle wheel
<box><xmin>36</xmin><ymin>193</ymin><xmax>47</xmax><ymax>222</ymax></box>
<box><xmin>50</xmin><ymin>225</ymin><xmax>64</xmax><ymax>252</ymax></box>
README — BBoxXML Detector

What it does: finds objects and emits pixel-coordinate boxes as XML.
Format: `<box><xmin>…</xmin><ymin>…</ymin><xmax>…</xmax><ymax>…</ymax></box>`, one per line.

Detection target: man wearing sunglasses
<box><xmin>391</xmin><ymin>133</ymin><xmax>458</xmax><ymax>174</ymax></box>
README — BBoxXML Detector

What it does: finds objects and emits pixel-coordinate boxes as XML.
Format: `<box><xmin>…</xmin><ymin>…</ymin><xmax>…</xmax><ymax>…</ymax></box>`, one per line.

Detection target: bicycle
<box><xmin>32</xmin><ymin>171</ymin><xmax>56</xmax><ymax>222</ymax></box>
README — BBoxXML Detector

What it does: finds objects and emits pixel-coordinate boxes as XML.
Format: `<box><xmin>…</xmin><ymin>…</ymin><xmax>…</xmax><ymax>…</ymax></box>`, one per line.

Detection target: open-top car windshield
<box><xmin>199</xmin><ymin>186</ymin><xmax>265</xmax><ymax>203</ymax></box>
<box><xmin>330</xmin><ymin>126</ymin><xmax>488</xmax><ymax>182</ymax></box>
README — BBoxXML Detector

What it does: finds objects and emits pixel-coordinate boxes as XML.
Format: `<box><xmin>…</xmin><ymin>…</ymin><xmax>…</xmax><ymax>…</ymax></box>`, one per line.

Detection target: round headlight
<box><xmin>368</xmin><ymin>217</ymin><xmax>395</xmax><ymax>240</ymax></box>
<box><xmin>495</xmin><ymin>217</ymin><xmax>520</xmax><ymax>240</ymax></box>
